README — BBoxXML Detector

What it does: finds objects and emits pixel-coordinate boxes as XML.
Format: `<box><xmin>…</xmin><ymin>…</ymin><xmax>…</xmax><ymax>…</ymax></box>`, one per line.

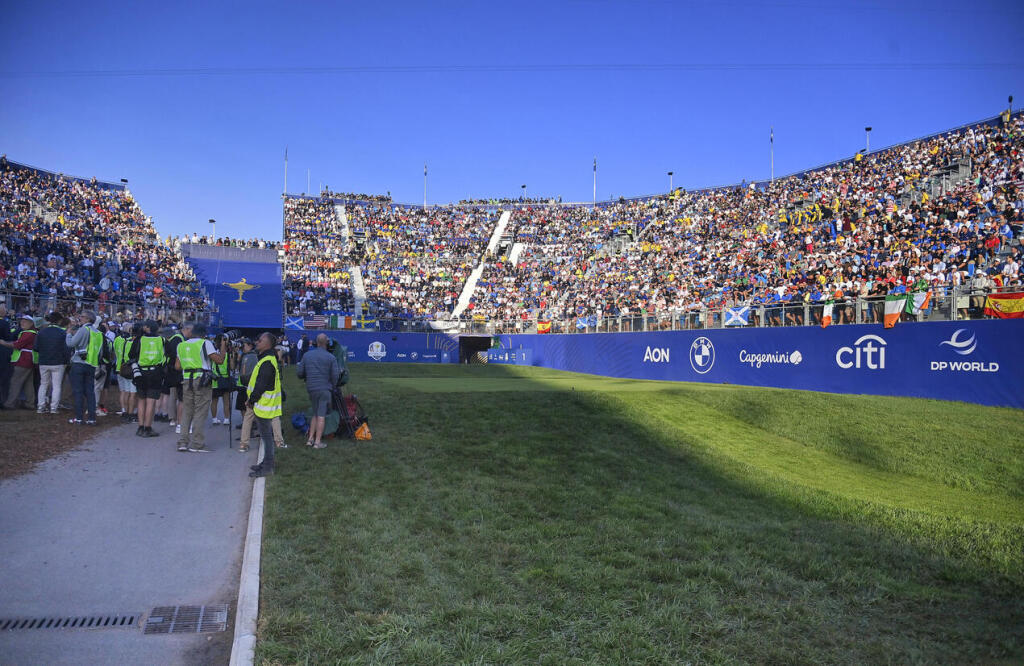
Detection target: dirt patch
<box><xmin>0</xmin><ymin>388</ymin><xmax>125</xmax><ymax>480</ymax></box>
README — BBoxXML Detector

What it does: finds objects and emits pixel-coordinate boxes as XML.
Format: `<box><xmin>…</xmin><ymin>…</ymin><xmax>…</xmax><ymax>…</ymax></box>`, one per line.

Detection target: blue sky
<box><xmin>1</xmin><ymin>1</ymin><xmax>1021</xmax><ymax>241</ymax></box>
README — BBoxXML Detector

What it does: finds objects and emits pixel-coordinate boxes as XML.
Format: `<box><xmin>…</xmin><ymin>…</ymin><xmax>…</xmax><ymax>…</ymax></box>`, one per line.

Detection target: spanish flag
<box><xmin>983</xmin><ymin>292</ymin><xmax>1024</xmax><ymax>318</ymax></box>
<box><xmin>537</xmin><ymin>320</ymin><xmax>552</xmax><ymax>334</ymax></box>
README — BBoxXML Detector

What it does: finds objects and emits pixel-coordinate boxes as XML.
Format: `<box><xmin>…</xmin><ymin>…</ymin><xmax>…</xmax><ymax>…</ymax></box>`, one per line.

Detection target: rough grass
<box><xmin>256</xmin><ymin>363</ymin><xmax>1024</xmax><ymax>664</ymax></box>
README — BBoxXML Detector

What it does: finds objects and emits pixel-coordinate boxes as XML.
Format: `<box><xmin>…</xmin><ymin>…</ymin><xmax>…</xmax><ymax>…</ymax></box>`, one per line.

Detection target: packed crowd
<box><xmin>0</xmin><ymin>161</ymin><xmax>212</xmax><ymax>321</ymax></box>
<box><xmin>276</xmin><ymin>113</ymin><xmax>1022</xmax><ymax>327</ymax></box>
<box><xmin>282</xmin><ymin>197</ymin><xmax>354</xmax><ymax>316</ymax></box>
<box><xmin>351</xmin><ymin>204</ymin><xmax>495</xmax><ymax>318</ymax></box>
<box><xmin>469</xmin><ymin>115</ymin><xmax>1024</xmax><ymax>323</ymax></box>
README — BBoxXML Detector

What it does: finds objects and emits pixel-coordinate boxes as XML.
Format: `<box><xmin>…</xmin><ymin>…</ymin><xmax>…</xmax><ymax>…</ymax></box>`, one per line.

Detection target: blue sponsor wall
<box><xmin>287</xmin><ymin>320</ymin><xmax>1024</xmax><ymax>408</ymax></box>
<box><xmin>185</xmin><ymin>257</ymin><xmax>282</xmax><ymax>328</ymax></box>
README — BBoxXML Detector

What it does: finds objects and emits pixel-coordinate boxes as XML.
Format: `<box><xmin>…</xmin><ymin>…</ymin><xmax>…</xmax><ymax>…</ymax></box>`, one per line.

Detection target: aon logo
<box><xmin>643</xmin><ymin>346</ymin><xmax>670</xmax><ymax>363</ymax></box>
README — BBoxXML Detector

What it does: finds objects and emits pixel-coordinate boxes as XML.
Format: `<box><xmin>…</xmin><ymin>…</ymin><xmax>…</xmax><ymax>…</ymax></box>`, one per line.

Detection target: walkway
<box><xmin>0</xmin><ymin>410</ymin><xmax>255</xmax><ymax>665</ymax></box>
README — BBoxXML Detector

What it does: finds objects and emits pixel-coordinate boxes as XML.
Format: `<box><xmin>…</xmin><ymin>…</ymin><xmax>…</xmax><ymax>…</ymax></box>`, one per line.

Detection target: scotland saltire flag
<box><xmin>725</xmin><ymin>306</ymin><xmax>750</xmax><ymax>327</ymax></box>
<box><xmin>285</xmin><ymin>316</ymin><xmax>304</xmax><ymax>329</ymax></box>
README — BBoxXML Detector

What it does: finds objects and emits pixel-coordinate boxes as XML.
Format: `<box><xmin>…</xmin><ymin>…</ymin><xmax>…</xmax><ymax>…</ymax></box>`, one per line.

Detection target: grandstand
<box><xmin>281</xmin><ymin>111</ymin><xmax>1023</xmax><ymax>334</ymax></box>
<box><xmin>0</xmin><ymin>157</ymin><xmax>216</xmax><ymax>325</ymax></box>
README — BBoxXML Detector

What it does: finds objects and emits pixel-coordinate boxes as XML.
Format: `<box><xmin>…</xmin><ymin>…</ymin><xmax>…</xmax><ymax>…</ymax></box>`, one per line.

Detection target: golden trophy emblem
<box><xmin>223</xmin><ymin>277</ymin><xmax>261</xmax><ymax>303</ymax></box>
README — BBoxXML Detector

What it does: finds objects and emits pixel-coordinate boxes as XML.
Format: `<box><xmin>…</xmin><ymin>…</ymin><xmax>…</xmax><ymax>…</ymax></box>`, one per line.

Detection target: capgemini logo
<box><xmin>939</xmin><ymin>329</ymin><xmax>977</xmax><ymax>356</ymax></box>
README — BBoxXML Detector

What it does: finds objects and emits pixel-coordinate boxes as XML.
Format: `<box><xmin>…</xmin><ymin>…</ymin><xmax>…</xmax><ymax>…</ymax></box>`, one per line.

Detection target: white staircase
<box><xmin>485</xmin><ymin>210</ymin><xmax>513</xmax><ymax>254</ymax></box>
<box><xmin>350</xmin><ymin>264</ymin><xmax>366</xmax><ymax>318</ymax></box>
<box><xmin>508</xmin><ymin>242</ymin><xmax>526</xmax><ymax>264</ymax></box>
<box><xmin>335</xmin><ymin>203</ymin><xmax>350</xmax><ymax>244</ymax></box>
<box><xmin>451</xmin><ymin>263</ymin><xmax>486</xmax><ymax>319</ymax></box>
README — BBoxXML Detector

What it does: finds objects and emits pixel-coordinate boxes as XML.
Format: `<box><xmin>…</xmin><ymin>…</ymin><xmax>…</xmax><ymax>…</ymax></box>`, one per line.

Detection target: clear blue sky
<box><xmin>1</xmin><ymin>1</ymin><xmax>1021</xmax><ymax>241</ymax></box>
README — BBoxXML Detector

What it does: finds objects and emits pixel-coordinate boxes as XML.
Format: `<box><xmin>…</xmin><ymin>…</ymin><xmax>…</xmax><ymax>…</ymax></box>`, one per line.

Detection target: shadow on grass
<box><xmin>259</xmin><ymin>362</ymin><xmax>1024</xmax><ymax>665</ymax></box>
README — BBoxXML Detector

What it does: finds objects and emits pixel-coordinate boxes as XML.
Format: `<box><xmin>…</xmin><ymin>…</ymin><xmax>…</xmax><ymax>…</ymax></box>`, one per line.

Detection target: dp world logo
<box><xmin>689</xmin><ymin>337</ymin><xmax>715</xmax><ymax>374</ymax></box>
<box><xmin>939</xmin><ymin>329</ymin><xmax>977</xmax><ymax>355</ymax></box>
<box><xmin>368</xmin><ymin>341</ymin><xmax>387</xmax><ymax>361</ymax></box>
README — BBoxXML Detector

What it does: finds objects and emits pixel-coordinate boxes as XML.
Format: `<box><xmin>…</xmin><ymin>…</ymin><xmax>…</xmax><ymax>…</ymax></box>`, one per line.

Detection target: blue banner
<box><xmin>283</xmin><ymin>321</ymin><xmax>1024</xmax><ymax>408</ymax></box>
<box><xmin>185</xmin><ymin>255</ymin><xmax>283</xmax><ymax>328</ymax></box>
<box><xmin>487</xmin><ymin>348</ymin><xmax>533</xmax><ymax>365</ymax></box>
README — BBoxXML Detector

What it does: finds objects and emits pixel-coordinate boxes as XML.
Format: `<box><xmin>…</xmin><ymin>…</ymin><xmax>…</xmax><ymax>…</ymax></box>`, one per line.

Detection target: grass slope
<box><xmin>257</xmin><ymin>363</ymin><xmax>1024</xmax><ymax>664</ymax></box>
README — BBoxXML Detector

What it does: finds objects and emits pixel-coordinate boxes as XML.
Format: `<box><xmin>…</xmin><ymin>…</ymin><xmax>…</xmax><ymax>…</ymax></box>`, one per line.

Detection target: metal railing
<box><xmin>313</xmin><ymin>285</ymin><xmax>1019</xmax><ymax>335</ymax></box>
<box><xmin>0</xmin><ymin>290</ymin><xmax>218</xmax><ymax>326</ymax></box>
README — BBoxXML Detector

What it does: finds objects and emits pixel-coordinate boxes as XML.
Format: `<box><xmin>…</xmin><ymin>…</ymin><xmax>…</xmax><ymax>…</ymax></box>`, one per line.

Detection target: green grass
<box><xmin>256</xmin><ymin>363</ymin><xmax>1024</xmax><ymax>664</ymax></box>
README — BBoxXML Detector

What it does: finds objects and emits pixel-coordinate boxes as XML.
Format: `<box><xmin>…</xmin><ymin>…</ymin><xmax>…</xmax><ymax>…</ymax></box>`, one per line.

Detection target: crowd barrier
<box><xmin>0</xmin><ymin>290</ymin><xmax>216</xmax><ymax>325</ymax></box>
<box><xmin>287</xmin><ymin>319</ymin><xmax>1024</xmax><ymax>409</ymax></box>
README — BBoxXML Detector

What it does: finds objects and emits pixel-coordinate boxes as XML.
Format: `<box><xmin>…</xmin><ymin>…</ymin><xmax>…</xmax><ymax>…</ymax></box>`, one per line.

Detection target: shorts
<box><xmin>309</xmin><ymin>390</ymin><xmax>332</xmax><ymax>417</ymax></box>
<box><xmin>162</xmin><ymin>370</ymin><xmax>183</xmax><ymax>396</ymax></box>
<box><xmin>137</xmin><ymin>367</ymin><xmax>164</xmax><ymax>400</ymax></box>
<box><xmin>212</xmin><ymin>387</ymin><xmax>232</xmax><ymax>399</ymax></box>
<box><xmin>117</xmin><ymin>375</ymin><xmax>137</xmax><ymax>394</ymax></box>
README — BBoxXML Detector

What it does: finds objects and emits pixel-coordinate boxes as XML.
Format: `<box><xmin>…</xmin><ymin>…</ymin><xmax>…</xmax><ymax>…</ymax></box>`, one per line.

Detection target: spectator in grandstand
<box><xmin>0</xmin><ymin>304</ymin><xmax>13</xmax><ymax>406</ymax></box>
<box><xmin>174</xmin><ymin>322</ymin><xmax>224</xmax><ymax>453</ymax></box>
<box><xmin>296</xmin><ymin>333</ymin><xmax>340</xmax><ymax>449</ymax></box>
<box><xmin>246</xmin><ymin>332</ymin><xmax>282</xmax><ymax>477</ymax></box>
<box><xmin>1</xmin><ymin>313</ymin><xmax>38</xmax><ymax>410</ymax></box>
<box><xmin>64</xmin><ymin>310</ymin><xmax>102</xmax><ymax>424</ymax></box>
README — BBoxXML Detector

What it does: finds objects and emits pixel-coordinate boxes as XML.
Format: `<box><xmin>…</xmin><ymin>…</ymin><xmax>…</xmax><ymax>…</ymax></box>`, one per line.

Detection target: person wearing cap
<box><xmin>156</xmin><ymin>324</ymin><xmax>185</xmax><ymax>427</ymax></box>
<box><xmin>34</xmin><ymin>311</ymin><xmax>68</xmax><ymax>414</ymax></box>
<box><xmin>64</xmin><ymin>310</ymin><xmax>103</xmax><ymax>424</ymax></box>
<box><xmin>0</xmin><ymin>313</ymin><xmax>38</xmax><ymax>410</ymax></box>
<box><xmin>235</xmin><ymin>338</ymin><xmax>259</xmax><ymax>452</ymax></box>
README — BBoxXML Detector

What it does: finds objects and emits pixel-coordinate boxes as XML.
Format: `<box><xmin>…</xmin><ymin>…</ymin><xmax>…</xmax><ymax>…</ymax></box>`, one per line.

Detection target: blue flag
<box><xmin>725</xmin><ymin>306</ymin><xmax>750</xmax><ymax>327</ymax></box>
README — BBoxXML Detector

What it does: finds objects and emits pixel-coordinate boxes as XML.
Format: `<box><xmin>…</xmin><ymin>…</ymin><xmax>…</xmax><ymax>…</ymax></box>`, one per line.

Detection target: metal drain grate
<box><xmin>143</xmin><ymin>605</ymin><xmax>229</xmax><ymax>635</ymax></box>
<box><xmin>0</xmin><ymin>614</ymin><xmax>138</xmax><ymax>631</ymax></box>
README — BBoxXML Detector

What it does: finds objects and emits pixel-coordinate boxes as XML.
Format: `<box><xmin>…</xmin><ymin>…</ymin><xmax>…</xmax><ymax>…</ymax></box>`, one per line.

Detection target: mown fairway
<box><xmin>257</xmin><ymin>363</ymin><xmax>1024</xmax><ymax>664</ymax></box>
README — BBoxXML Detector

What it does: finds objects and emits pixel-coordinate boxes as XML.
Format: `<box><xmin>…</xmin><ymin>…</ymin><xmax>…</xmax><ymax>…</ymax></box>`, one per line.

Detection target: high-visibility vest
<box><xmin>84</xmin><ymin>328</ymin><xmax>103</xmax><ymax>367</ymax></box>
<box><xmin>138</xmin><ymin>335</ymin><xmax>166</xmax><ymax>367</ymax></box>
<box><xmin>10</xmin><ymin>328</ymin><xmax>38</xmax><ymax>364</ymax></box>
<box><xmin>113</xmin><ymin>336</ymin><xmax>126</xmax><ymax>371</ymax></box>
<box><xmin>120</xmin><ymin>336</ymin><xmax>135</xmax><ymax>368</ymax></box>
<box><xmin>212</xmin><ymin>355</ymin><xmax>230</xmax><ymax>388</ymax></box>
<box><xmin>177</xmin><ymin>339</ymin><xmax>206</xmax><ymax>376</ymax></box>
<box><xmin>247</xmin><ymin>355</ymin><xmax>282</xmax><ymax>419</ymax></box>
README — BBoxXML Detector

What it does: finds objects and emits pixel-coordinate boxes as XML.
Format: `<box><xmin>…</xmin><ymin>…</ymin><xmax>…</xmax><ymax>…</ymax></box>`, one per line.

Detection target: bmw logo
<box><xmin>689</xmin><ymin>337</ymin><xmax>715</xmax><ymax>374</ymax></box>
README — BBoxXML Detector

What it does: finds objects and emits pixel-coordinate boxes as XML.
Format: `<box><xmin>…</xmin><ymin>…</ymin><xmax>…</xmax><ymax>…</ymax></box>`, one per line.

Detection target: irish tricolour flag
<box><xmin>905</xmin><ymin>290</ymin><xmax>932</xmax><ymax>316</ymax></box>
<box><xmin>883</xmin><ymin>294</ymin><xmax>906</xmax><ymax>328</ymax></box>
<box><xmin>820</xmin><ymin>300</ymin><xmax>834</xmax><ymax>328</ymax></box>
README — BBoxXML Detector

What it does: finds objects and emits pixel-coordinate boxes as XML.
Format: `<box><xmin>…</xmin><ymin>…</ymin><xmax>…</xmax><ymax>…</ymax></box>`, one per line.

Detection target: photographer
<box><xmin>235</xmin><ymin>338</ymin><xmax>258</xmax><ymax>453</ymax></box>
<box><xmin>114</xmin><ymin>322</ymin><xmax>138</xmax><ymax>421</ymax></box>
<box><xmin>63</xmin><ymin>310</ymin><xmax>102</xmax><ymax>424</ymax></box>
<box><xmin>126</xmin><ymin>320</ymin><xmax>165</xmax><ymax>437</ymax></box>
<box><xmin>209</xmin><ymin>333</ymin><xmax>233</xmax><ymax>425</ymax></box>
<box><xmin>174</xmin><ymin>322</ymin><xmax>223</xmax><ymax>453</ymax></box>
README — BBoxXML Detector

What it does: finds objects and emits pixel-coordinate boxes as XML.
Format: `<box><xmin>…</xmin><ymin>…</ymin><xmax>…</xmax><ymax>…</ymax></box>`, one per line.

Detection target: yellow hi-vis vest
<box><xmin>10</xmin><ymin>328</ymin><xmax>38</xmax><ymax>364</ymax></box>
<box><xmin>247</xmin><ymin>355</ymin><xmax>282</xmax><ymax>419</ymax></box>
<box><xmin>138</xmin><ymin>335</ymin><xmax>166</xmax><ymax>367</ymax></box>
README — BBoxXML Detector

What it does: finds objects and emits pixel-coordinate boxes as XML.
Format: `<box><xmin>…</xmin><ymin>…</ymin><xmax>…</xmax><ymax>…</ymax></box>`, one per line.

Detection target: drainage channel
<box><xmin>2</xmin><ymin>604</ymin><xmax>230</xmax><ymax>635</ymax></box>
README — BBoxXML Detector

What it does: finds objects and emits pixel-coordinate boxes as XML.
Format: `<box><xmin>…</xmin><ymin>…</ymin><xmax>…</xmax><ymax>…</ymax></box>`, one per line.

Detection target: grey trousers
<box><xmin>4</xmin><ymin>365</ymin><xmax>36</xmax><ymax>409</ymax></box>
<box><xmin>179</xmin><ymin>382</ymin><xmax>213</xmax><ymax>450</ymax></box>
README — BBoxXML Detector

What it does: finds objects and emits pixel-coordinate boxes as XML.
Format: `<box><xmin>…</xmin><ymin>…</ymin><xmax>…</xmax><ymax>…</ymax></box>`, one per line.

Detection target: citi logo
<box><xmin>643</xmin><ymin>346</ymin><xmax>670</xmax><ymax>363</ymax></box>
<box><xmin>939</xmin><ymin>329</ymin><xmax>977</xmax><ymax>355</ymax></box>
<box><xmin>836</xmin><ymin>334</ymin><xmax>887</xmax><ymax>370</ymax></box>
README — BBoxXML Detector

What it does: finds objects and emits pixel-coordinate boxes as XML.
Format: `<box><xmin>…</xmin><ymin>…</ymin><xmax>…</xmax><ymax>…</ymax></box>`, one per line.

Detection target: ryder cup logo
<box><xmin>689</xmin><ymin>337</ymin><xmax>715</xmax><ymax>374</ymax></box>
<box><xmin>368</xmin><ymin>341</ymin><xmax>387</xmax><ymax>361</ymax></box>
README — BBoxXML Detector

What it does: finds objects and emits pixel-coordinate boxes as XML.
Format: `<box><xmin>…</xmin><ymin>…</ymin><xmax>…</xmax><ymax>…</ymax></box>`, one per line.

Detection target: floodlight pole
<box><xmin>667</xmin><ymin>171</ymin><xmax>673</xmax><ymax>192</ymax></box>
<box><xmin>593</xmin><ymin>157</ymin><xmax>597</xmax><ymax>209</ymax></box>
<box><xmin>423</xmin><ymin>163</ymin><xmax>427</xmax><ymax>210</ymax></box>
<box><xmin>865</xmin><ymin>126</ymin><xmax>872</xmax><ymax>154</ymax></box>
<box><xmin>209</xmin><ymin>218</ymin><xmax>216</xmax><ymax>242</ymax></box>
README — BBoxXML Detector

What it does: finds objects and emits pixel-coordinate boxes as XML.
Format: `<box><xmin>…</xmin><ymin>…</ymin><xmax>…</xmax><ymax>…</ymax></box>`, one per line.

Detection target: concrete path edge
<box><xmin>229</xmin><ymin>463</ymin><xmax>266</xmax><ymax>666</ymax></box>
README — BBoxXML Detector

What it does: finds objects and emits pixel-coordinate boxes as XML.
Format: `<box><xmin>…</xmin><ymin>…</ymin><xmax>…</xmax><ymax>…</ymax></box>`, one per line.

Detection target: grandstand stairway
<box><xmin>486</xmin><ymin>210</ymin><xmax>513</xmax><ymax>255</ymax></box>
<box><xmin>508</xmin><ymin>242</ymin><xmax>526</xmax><ymax>264</ymax></box>
<box><xmin>335</xmin><ymin>202</ymin><xmax>350</xmax><ymax>244</ymax></box>
<box><xmin>350</xmin><ymin>264</ymin><xmax>367</xmax><ymax>317</ymax></box>
<box><xmin>449</xmin><ymin>210</ymin><xmax>513</xmax><ymax>319</ymax></box>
